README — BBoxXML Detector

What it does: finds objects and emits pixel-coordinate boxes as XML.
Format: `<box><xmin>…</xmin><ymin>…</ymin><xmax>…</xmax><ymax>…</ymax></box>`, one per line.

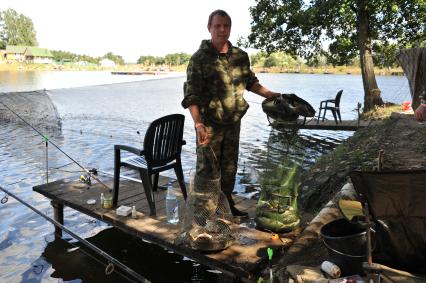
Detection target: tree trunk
<box><xmin>357</xmin><ymin>1</ymin><xmax>384</xmax><ymax>112</ymax></box>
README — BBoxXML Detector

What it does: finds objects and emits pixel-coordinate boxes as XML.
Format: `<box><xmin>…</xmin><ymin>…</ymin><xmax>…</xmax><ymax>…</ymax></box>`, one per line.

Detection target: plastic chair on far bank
<box><xmin>112</xmin><ymin>114</ymin><xmax>187</xmax><ymax>216</ymax></box>
<box><xmin>317</xmin><ymin>90</ymin><xmax>343</xmax><ymax>124</ymax></box>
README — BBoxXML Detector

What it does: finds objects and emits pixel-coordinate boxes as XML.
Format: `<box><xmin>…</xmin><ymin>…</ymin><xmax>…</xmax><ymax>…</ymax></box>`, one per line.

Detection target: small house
<box><xmin>5</xmin><ymin>45</ymin><xmax>27</xmax><ymax>62</ymax></box>
<box><xmin>24</xmin><ymin>47</ymin><xmax>53</xmax><ymax>64</ymax></box>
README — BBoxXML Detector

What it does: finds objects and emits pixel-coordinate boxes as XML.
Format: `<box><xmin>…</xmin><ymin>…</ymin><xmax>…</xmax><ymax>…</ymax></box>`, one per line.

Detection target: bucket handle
<box><xmin>321</xmin><ymin>239</ymin><xmax>366</xmax><ymax>258</ymax></box>
<box><xmin>320</xmin><ymin>228</ymin><xmax>376</xmax><ymax>259</ymax></box>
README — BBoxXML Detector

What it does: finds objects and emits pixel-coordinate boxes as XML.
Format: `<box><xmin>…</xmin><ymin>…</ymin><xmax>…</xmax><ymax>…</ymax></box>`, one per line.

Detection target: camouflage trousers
<box><xmin>196</xmin><ymin>122</ymin><xmax>241</xmax><ymax>202</ymax></box>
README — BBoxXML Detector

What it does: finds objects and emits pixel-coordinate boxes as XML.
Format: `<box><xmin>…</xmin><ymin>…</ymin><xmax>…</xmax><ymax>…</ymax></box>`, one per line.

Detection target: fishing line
<box><xmin>0</xmin><ymin>101</ymin><xmax>111</xmax><ymax>191</ymax></box>
<box><xmin>0</xmin><ymin>185</ymin><xmax>147</xmax><ymax>282</ymax></box>
<box><xmin>60</xmin><ymin>123</ymin><xmax>198</xmax><ymax>158</ymax></box>
<box><xmin>6</xmin><ymin>178</ymin><xmax>26</xmax><ymax>186</ymax></box>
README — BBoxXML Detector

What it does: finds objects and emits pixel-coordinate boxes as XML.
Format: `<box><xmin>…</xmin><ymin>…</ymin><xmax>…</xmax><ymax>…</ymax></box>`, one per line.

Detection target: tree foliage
<box><xmin>165</xmin><ymin>53</ymin><xmax>191</xmax><ymax>66</ymax></box>
<box><xmin>0</xmin><ymin>8</ymin><xmax>37</xmax><ymax>49</ymax></box>
<box><xmin>137</xmin><ymin>53</ymin><xmax>190</xmax><ymax>66</ymax></box>
<box><xmin>103</xmin><ymin>52</ymin><xmax>124</xmax><ymax>65</ymax></box>
<box><xmin>137</xmin><ymin>55</ymin><xmax>165</xmax><ymax>65</ymax></box>
<box><xmin>250</xmin><ymin>51</ymin><xmax>302</xmax><ymax>68</ymax></box>
<box><xmin>50</xmin><ymin>50</ymin><xmax>100</xmax><ymax>64</ymax></box>
<box><xmin>247</xmin><ymin>0</ymin><xmax>426</xmax><ymax>111</ymax></box>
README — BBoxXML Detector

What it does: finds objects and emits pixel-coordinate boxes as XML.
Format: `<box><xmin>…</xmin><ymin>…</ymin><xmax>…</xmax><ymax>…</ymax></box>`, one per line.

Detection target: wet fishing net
<box><xmin>0</xmin><ymin>90</ymin><xmax>62</xmax><ymax>131</ymax></box>
<box><xmin>255</xmin><ymin>163</ymin><xmax>300</xmax><ymax>233</ymax></box>
<box><xmin>179</xmin><ymin>147</ymin><xmax>235</xmax><ymax>252</ymax></box>
<box><xmin>262</xmin><ymin>93</ymin><xmax>316</xmax><ymax>124</ymax></box>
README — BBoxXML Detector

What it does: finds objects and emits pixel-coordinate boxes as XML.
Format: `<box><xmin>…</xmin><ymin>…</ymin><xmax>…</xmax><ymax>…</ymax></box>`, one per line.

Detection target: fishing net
<box><xmin>255</xmin><ymin>163</ymin><xmax>300</xmax><ymax>233</ymax></box>
<box><xmin>262</xmin><ymin>93</ymin><xmax>316</xmax><ymax>124</ymax></box>
<box><xmin>0</xmin><ymin>90</ymin><xmax>62</xmax><ymax>131</ymax></box>
<box><xmin>180</xmin><ymin>146</ymin><xmax>235</xmax><ymax>252</ymax></box>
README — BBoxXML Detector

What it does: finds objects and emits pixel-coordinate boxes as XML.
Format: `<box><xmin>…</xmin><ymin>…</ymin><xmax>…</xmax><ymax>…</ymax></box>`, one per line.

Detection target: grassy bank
<box><xmin>0</xmin><ymin>62</ymin><xmax>187</xmax><ymax>72</ymax></box>
<box><xmin>0</xmin><ymin>61</ymin><xmax>403</xmax><ymax>76</ymax></box>
<box><xmin>252</xmin><ymin>65</ymin><xmax>404</xmax><ymax>76</ymax></box>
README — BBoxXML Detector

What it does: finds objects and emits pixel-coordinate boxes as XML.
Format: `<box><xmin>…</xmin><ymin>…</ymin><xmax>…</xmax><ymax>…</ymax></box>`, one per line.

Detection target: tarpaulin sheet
<box><xmin>397</xmin><ymin>48</ymin><xmax>426</xmax><ymax>110</ymax></box>
<box><xmin>350</xmin><ymin>170</ymin><xmax>426</xmax><ymax>272</ymax></box>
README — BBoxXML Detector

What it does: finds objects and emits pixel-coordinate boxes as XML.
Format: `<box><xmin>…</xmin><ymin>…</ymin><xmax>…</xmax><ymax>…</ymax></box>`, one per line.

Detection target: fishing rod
<box><xmin>0</xmin><ymin>101</ymin><xmax>111</xmax><ymax>191</ymax></box>
<box><xmin>0</xmin><ymin>185</ymin><xmax>148</xmax><ymax>283</ymax></box>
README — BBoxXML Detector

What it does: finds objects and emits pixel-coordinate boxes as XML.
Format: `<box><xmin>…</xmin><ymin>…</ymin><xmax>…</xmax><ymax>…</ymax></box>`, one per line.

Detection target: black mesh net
<box><xmin>0</xmin><ymin>90</ymin><xmax>62</xmax><ymax>131</ymax></box>
<box><xmin>180</xmin><ymin>172</ymin><xmax>235</xmax><ymax>251</ymax></box>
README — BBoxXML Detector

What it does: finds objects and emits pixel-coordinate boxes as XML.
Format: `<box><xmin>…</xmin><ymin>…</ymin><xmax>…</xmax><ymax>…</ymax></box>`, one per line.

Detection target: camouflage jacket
<box><xmin>182</xmin><ymin>40</ymin><xmax>258</xmax><ymax>125</ymax></box>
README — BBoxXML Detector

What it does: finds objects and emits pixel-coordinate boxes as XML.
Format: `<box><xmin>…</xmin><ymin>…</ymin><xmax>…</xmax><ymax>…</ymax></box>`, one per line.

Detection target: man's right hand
<box><xmin>196</xmin><ymin>123</ymin><xmax>209</xmax><ymax>145</ymax></box>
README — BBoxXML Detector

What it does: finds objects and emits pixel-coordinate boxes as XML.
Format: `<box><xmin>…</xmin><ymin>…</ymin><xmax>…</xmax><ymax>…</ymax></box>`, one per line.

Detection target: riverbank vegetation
<box><xmin>0</xmin><ymin>58</ymin><xmax>404</xmax><ymax>77</ymax></box>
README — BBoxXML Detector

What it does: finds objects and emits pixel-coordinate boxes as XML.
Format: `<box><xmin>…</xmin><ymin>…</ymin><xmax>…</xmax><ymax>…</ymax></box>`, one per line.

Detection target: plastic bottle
<box><xmin>132</xmin><ymin>205</ymin><xmax>137</xmax><ymax>219</ymax></box>
<box><xmin>166</xmin><ymin>184</ymin><xmax>179</xmax><ymax>224</ymax></box>
<box><xmin>100</xmin><ymin>193</ymin><xmax>104</xmax><ymax>207</ymax></box>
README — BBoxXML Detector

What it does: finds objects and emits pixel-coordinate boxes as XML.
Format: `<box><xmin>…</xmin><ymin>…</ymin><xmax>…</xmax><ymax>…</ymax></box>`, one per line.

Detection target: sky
<box><xmin>0</xmin><ymin>0</ymin><xmax>257</xmax><ymax>63</ymax></box>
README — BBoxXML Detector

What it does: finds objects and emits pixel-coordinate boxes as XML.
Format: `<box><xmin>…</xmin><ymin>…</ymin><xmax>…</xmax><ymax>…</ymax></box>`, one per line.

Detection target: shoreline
<box><xmin>0</xmin><ymin>62</ymin><xmax>404</xmax><ymax>76</ymax></box>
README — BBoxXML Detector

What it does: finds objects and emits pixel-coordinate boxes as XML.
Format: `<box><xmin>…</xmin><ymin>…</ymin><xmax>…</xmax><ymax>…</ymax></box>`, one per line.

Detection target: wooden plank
<box><xmin>33</xmin><ymin>176</ymin><xmax>285</xmax><ymax>281</ymax></box>
<box><xmin>271</xmin><ymin>118</ymin><xmax>376</xmax><ymax>131</ymax></box>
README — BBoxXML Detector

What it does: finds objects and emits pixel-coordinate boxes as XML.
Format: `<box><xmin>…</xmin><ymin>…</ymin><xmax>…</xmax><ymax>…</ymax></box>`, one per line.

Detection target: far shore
<box><xmin>0</xmin><ymin>62</ymin><xmax>404</xmax><ymax>76</ymax></box>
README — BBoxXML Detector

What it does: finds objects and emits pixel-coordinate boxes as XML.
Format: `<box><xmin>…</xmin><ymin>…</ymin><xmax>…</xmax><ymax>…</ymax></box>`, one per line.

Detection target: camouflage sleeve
<box><xmin>246</xmin><ymin>69</ymin><xmax>259</xmax><ymax>91</ymax></box>
<box><xmin>182</xmin><ymin>57</ymin><xmax>204</xmax><ymax>109</ymax></box>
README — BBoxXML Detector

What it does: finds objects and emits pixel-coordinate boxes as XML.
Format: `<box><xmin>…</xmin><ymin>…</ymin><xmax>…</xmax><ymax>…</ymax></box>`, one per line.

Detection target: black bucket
<box><xmin>320</xmin><ymin>218</ymin><xmax>371</xmax><ymax>276</ymax></box>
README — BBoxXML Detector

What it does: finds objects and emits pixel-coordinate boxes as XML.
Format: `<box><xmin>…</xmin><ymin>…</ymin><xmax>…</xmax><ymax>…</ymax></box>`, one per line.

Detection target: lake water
<box><xmin>0</xmin><ymin>70</ymin><xmax>411</xmax><ymax>282</ymax></box>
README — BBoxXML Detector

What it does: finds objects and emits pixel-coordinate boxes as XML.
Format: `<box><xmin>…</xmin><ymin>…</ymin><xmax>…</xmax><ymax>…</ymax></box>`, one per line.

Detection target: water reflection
<box><xmin>36</xmin><ymin>228</ymin><xmax>226</xmax><ymax>282</ymax></box>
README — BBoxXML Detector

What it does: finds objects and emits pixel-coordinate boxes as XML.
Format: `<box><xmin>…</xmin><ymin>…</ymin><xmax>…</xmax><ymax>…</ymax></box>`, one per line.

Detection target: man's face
<box><xmin>208</xmin><ymin>15</ymin><xmax>231</xmax><ymax>45</ymax></box>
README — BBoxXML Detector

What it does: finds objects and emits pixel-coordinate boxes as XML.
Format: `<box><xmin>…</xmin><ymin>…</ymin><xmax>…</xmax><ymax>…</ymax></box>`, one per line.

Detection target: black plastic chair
<box><xmin>113</xmin><ymin>114</ymin><xmax>187</xmax><ymax>216</ymax></box>
<box><xmin>317</xmin><ymin>90</ymin><xmax>343</xmax><ymax>124</ymax></box>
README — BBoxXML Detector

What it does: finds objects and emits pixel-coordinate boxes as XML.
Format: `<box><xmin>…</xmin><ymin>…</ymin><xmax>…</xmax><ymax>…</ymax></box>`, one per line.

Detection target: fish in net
<box><xmin>179</xmin><ymin>146</ymin><xmax>236</xmax><ymax>252</ymax></box>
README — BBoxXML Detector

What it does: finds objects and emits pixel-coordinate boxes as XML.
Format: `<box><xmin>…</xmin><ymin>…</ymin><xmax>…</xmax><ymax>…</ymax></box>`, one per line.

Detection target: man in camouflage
<box><xmin>182</xmin><ymin>9</ymin><xmax>281</xmax><ymax>217</ymax></box>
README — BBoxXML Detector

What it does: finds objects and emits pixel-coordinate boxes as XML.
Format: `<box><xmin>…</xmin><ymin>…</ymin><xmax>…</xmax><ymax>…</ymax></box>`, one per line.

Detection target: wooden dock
<box><xmin>33</xmin><ymin>174</ymin><xmax>290</xmax><ymax>282</ymax></box>
<box><xmin>111</xmin><ymin>71</ymin><xmax>168</xmax><ymax>75</ymax></box>
<box><xmin>271</xmin><ymin>118</ymin><xmax>378</xmax><ymax>131</ymax></box>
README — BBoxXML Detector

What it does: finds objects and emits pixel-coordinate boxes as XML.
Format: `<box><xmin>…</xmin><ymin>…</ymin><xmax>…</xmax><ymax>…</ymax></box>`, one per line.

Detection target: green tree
<box><xmin>250</xmin><ymin>52</ymin><xmax>267</xmax><ymax>66</ymax></box>
<box><xmin>103</xmin><ymin>52</ymin><xmax>124</xmax><ymax>65</ymax></box>
<box><xmin>0</xmin><ymin>8</ymin><xmax>37</xmax><ymax>49</ymax></box>
<box><xmin>372</xmin><ymin>42</ymin><xmax>398</xmax><ymax>69</ymax></box>
<box><xmin>165</xmin><ymin>53</ymin><xmax>191</xmax><ymax>65</ymax></box>
<box><xmin>247</xmin><ymin>0</ymin><xmax>426</xmax><ymax>112</ymax></box>
<box><xmin>51</xmin><ymin>50</ymin><xmax>99</xmax><ymax>64</ymax></box>
<box><xmin>137</xmin><ymin>55</ymin><xmax>156</xmax><ymax>65</ymax></box>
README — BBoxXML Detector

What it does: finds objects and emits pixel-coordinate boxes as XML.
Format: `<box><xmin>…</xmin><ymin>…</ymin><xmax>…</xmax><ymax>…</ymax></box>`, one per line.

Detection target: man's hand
<box><xmin>415</xmin><ymin>105</ymin><xmax>426</xmax><ymax>121</ymax></box>
<box><xmin>195</xmin><ymin>123</ymin><xmax>209</xmax><ymax>145</ymax></box>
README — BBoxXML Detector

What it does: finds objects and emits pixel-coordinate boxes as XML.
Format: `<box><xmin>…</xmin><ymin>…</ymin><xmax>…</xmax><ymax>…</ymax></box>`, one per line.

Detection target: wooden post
<box><xmin>51</xmin><ymin>201</ymin><xmax>64</xmax><ymax>238</ymax></box>
<box><xmin>357</xmin><ymin>102</ymin><xmax>362</xmax><ymax>127</ymax></box>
